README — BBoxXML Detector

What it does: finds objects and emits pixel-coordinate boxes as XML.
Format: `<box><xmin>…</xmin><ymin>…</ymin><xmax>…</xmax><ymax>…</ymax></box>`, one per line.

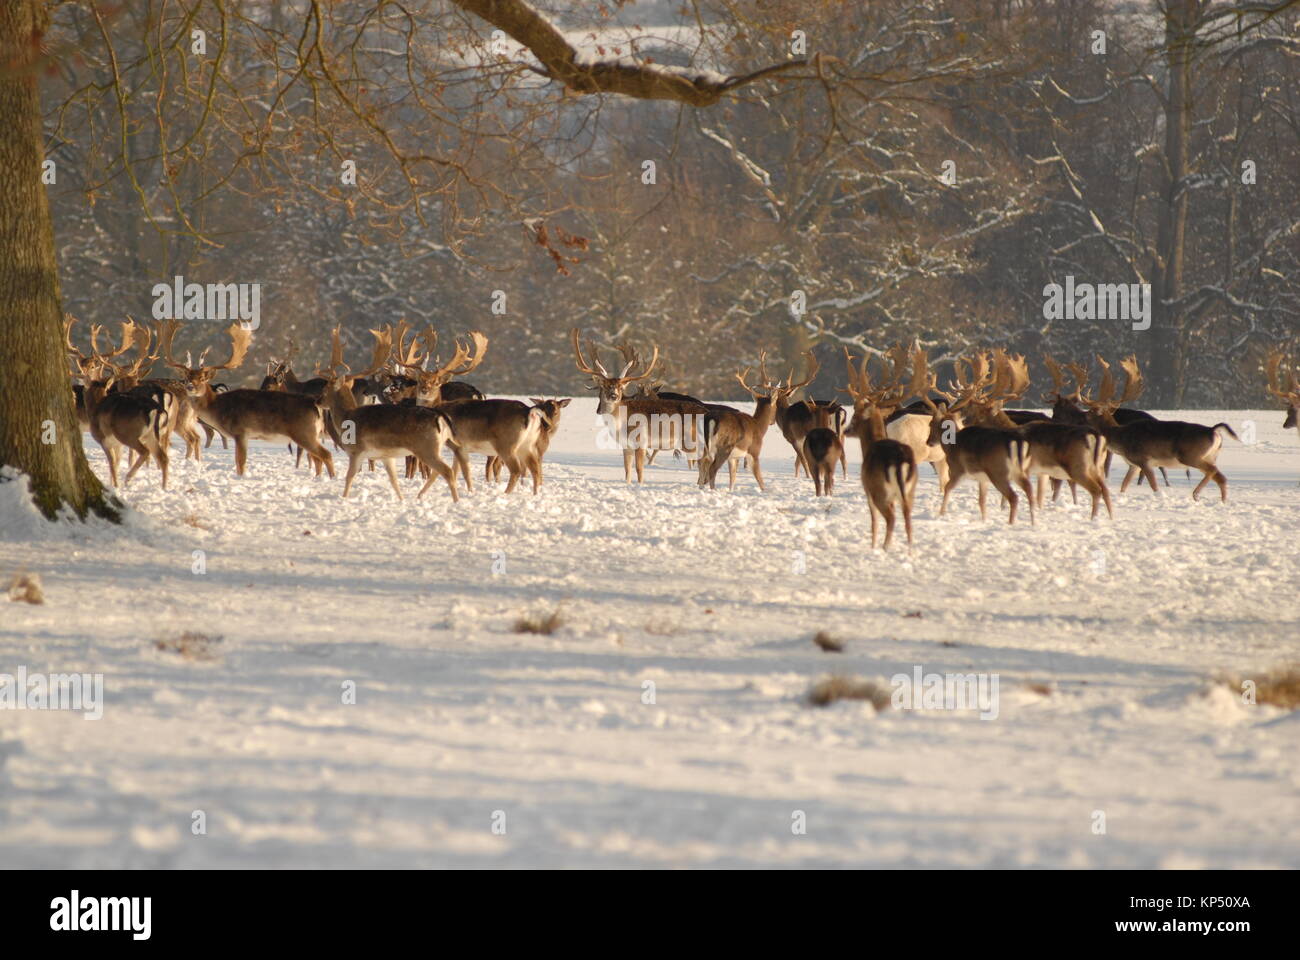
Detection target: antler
<box><xmin>1265</xmin><ymin>347</ymin><xmax>1300</xmax><ymax>403</ymax></box>
<box><xmin>1117</xmin><ymin>355</ymin><xmax>1144</xmax><ymax>405</ymax></box>
<box><xmin>570</xmin><ymin>328</ymin><xmax>609</xmax><ymax>378</ymax></box>
<box><xmin>783</xmin><ymin>351</ymin><xmax>819</xmax><ymax>393</ymax></box>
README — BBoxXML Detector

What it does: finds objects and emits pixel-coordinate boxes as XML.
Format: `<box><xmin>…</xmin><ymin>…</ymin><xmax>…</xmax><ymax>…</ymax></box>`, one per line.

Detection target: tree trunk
<box><xmin>1147</xmin><ymin>0</ymin><xmax>1196</xmax><ymax>408</ymax></box>
<box><xmin>0</xmin><ymin>1</ymin><xmax>120</xmax><ymax>522</ymax></box>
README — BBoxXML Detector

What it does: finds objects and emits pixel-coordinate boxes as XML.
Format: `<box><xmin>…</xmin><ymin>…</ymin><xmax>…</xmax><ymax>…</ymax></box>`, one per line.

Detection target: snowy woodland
<box><xmin>1</xmin><ymin>1</ymin><xmax>1299</xmax><ymax>871</ymax></box>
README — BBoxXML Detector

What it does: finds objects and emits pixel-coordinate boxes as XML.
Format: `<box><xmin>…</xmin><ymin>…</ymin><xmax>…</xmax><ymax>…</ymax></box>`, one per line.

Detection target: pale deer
<box><xmin>571</xmin><ymin>329</ymin><xmax>707</xmax><ymax>482</ymax></box>
<box><xmin>697</xmin><ymin>360</ymin><xmax>780</xmax><ymax>491</ymax></box>
<box><xmin>1265</xmin><ymin>347</ymin><xmax>1300</xmax><ymax>445</ymax></box>
<box><xmin>65</xmin><ymin>319</ymin><xmax>171</xmax><ymax>489</ymax></box>
<box><xmin>1079</xmin><ymin>356</ymin><xmax>1236</xmax><ymax>502</ymax></box>
<box><xmin>843</xmin><ymin>349</ymin><xmax>918</xmax><ymax>548</ymax></box>
<box><xmin>314</xmin><ymin>327</ymin><xmax>459</xmax><ymax>500</ymax></box>
<box><xmin>161</xmin><ymin>323</ymin><xmax>336</xmax><ymax>478</ymax></box>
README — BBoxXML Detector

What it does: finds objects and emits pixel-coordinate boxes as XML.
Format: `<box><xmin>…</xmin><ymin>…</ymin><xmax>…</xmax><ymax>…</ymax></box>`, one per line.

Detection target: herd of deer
<box><xmin>63</xmin><ymin>318</ymin><xmax>1300</xmax><ymax>549</ymax></box>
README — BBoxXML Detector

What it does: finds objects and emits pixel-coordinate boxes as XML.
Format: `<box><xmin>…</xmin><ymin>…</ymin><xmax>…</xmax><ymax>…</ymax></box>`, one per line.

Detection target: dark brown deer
<box><xmin>802</xmin><ymin>403</ymin><xmax>843</xmax><ymax>497</ymax></box>
<box><xmin>1079</xmin><ymin>356</ymin><xmax>1236</xmax><ymax>502</ymax></box>
<box><xmin>843</xmin><ymin>349</ymin><xmax>918</xmax><ymax>548</ymax></box>
<box><xmin>161</xmin><ymin>323</ymin><xmax>336</xmax><ymax>478</ymax></box>
<box><xmin>66</xmin><ymin>319</ymin><xmax>171</xmax><ymax>489</ymax></box>
<box><xmin>925</xmin><ymin>353</ymin><xmax>1035</xmax><ymax>525</ymax></box>
<box><xmin>315</xmin><ymin>327</ymin><xmax>459</xmax><ymax>500</ymax></box>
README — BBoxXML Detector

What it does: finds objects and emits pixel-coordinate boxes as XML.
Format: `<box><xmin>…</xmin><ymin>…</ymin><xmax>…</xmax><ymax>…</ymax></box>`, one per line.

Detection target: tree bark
<box><xmin>1147</xmin><ymin>0</ymin><xmax>1197</xmax><ymax>407</ymax></box>
<box><xmin>0</xmin><ymin>0</ymin><xmax>120</xmax><ymax>521</ymax></box>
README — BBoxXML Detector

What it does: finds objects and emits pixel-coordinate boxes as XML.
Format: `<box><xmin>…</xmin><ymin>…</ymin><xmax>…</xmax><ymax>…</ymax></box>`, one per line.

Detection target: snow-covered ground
<box><xmin>2</xmin><ymin>401</ymin><xmax>1298</xmax><ymax>868</ymax></box>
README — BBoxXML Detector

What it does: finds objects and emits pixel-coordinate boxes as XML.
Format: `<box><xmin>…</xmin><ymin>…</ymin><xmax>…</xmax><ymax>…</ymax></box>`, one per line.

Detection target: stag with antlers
<box><xmin>1265</xmin><ymin>346</ymin><xmax>1300</xmax><ymax>445</ymax></box>
<box><xmin>65</xmin><ymin>318</ymin><xmax>171</xmax><ymax>490</ymax></box>
<box><xmin>572</xmin><ymin>329</ymin><xmax>708</xmax><ymax>483</ymax></box>
<box><xmin>1078</xmin><ymin>356</ymin><xmax>1237</xmax><ymax>502</ymax></box>
<box><xmin>697</xmin><ymin>357</ymin><xmax>781</xmax><ymax>491</ymax></box>
<box><xmin>161</xmin><ymin>323</ymin><xmax>336</xmax><ymax>478</ymax></box>
<box><xmin>843</xmin><ymin>349</ymin><xmax>918</xmax><ymax>548</ymax></box>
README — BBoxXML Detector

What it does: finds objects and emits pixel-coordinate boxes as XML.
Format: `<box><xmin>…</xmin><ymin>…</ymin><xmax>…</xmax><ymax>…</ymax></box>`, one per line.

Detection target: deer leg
<box><xmin>417</xmin><ymin>455</ymin><xmax>458</xmax><ymax>501</ymax></box>
<box><xmin>155</xmin><ymin>441</ymin><xmax>170</xmax><ymax>490</ymax></box>
<box><xmin>868</xmin><ymin>500</ymin><xmax>880</xmax><ymax>549</ymax></box>
<box><xmin>1140</xmin><ymin>465</ymin><xmax>1161</xmax><ymax>495</ymax></box>
<box><xmin>503</xmin><ymin>456</ymin><xmax>524</xmax><ymax>494</ymax></box>
<box><xmin>234</xmin><ymin>436</ymin><xmax>249</xmax><ymax>476</ymax></box>
<box><xmin>121</xmin><ymin>440</ymin><xmax>151</xmax><ymax>486</ymax></box>
<box><xmin>382</xmin><ymin>458</ymin><xmax>403</xmax><ymax>500</ymax></box>
<box><xmin>454</xmin><ymin>448</ymin><xmax>473</xmax><ymax>491</ymax></box>
<box><xmin>1189</xmin><ymin>462</ymin><xmax>1227</xmax><ymax>502</ymax></box>
<box><xmin>1018</xmin><ymin>475</ymin><xmax>1035</xmax><ymax>525</ymax></box>
<box><xmin>977</xmin><ymin>480</ymin><xmax>989</xmax><ymax>521</ymax></box>
<box><xmin>812</xmin><ymin>466</ymin><xmax>822</xmax><ymax>497</ymax></box>
<box><xmin>1160</xmin><ymin>467</ymin><xmax>1171</xmax><ymax>487</ymax></box>
<box><xmin>824</xmin><ymin>465</ymin><xmax>833</xmax><ymax>497</ymax></box>
<box><xmin>1103</xmin><ymin>450</ymin><xmax>1113</xmax><ymax>481</ymax></box>
<box><xmin>880</xmin><ymin>502</ymin><xmax>897</xmax><ymax>549</ymax></box>
<box><xmin>342</xmin><ymin>454</ymin><xmax>361</xmax><ymax>497</ymax></box>
<box><xmin>1069</xmin><ymin>480</ymin><xmax>1078</xmax><ymax>504</ymax></box>
<box><xmin>939</xmin><ymin>471</ymin><xmax>959</xmax><ymax>517</ymax></box>
<box><xmin>901</xmin><ymin>490</ymin><xmax>914</xmax><ymax>545</ymax></box>
<box><xmin>1119</xmin><ymin>465</ymin><xmax>1138</xmax><ymax>492</ymax></box>
<box><xmin>634</xmin><ymin>448</ymin><xmax>646</xmax><ymax>483</ymax></box>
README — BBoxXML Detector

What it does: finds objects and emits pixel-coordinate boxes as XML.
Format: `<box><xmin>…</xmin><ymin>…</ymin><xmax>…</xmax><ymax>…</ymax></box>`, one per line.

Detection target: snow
<box><xmin>2</xmin><ymin>402</ymin><xmax>1299</xmax><ymax>868</ymax></box>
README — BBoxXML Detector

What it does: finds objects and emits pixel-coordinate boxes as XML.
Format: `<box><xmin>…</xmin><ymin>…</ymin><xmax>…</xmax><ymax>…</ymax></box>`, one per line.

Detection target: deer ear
<box><xmin>558</xmin><ymin>398</ymin><xmax>572</xmax><ymax>407</ymax></box>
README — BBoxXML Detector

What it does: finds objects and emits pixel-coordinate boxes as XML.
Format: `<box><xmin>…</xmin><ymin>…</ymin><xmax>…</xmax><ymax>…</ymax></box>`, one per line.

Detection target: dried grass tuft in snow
<box><xmin>513</xmin><ymin>610</ymin><xmax>564</xmax><ymax>635</ymax></box>
<box><xmin>808</xmin><ymin>674</ymin><xmax>892</xmax><ymax>710</ymax></box>
<box><xmin>154</xmin><ymin>632</ymin><xmax>223</xmax><ymax>661</ymax></box>
<box><xmin>1219</xmin><ymin>665</ymin><xmax>1300</xmax><ymax>710</ymax></box>
<box><xmin>6</xmin><ymin>571</ymin><xmax>44</xmax><ymax>604</ymax></box>
<box><xmin>812</xmin><ymin>630</ymin><xmax>844</xmax><ymax>653</ymax></box>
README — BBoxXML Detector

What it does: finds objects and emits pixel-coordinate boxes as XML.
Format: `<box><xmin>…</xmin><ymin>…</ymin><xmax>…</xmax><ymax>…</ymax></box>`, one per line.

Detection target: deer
<box><xmin>314</xmin><ymin>327</ymin><xmax>459</xmax><ymax>500</ymax></box>
<box><xmin>697</xmin><ymin>359</ymin><xmax>781</xmax><ymax>491</ymax></box>
<box><xmin>1078</xmin><ymin>356</ymin><xmax>1237</xmax><ymax>502</ymax></box>
<box><xmin>65</xmin><ymin>319</ymin><xmax>171</xmax><ymax>490</ymax></box>
<box><xmin>968</xmin><ymin>351</ymin><xmax>1113</xmax><ymax>520</ymax></box>
<box><xmin>770</xmin><ymin>352</ymin><xmax>823</xmax><ymax>477</ymax></box>
<box><xmin>922</xmin><ymin>352</ymin><xmax>1035</xmax><ymax>525</ymax></box>
<box><xmin>571</xmin><ymin>328</ymin><xmax>707</xmax><ymax>483</ymax></box>
<box><xmin>843</xmin><ymin>349</ymin><xmax>918</xmax><ymax>548</ymax></box>
<box><xmin>394</xmin><ymin>327</ymin><xmax>541</xmax><ymax>493</ymax></box>
<box><xmin>1265</xmin><ymin>346</ymin><xmax>1300</xmax><ymax>445</ymax></box>
<box><xmin>104</xmin><ymin>320</ymin><xmax>207</xmax><ymax>464</ymax></box>
<box><xmin>802</xmin><ymin>402</ymin><xmax>844</xmax><ymax>497</ymax></box>
<box><xmin>485</xmin><ymin>397</ymin><xmax>572</xmax><ymax>489</ymax></box>
<box><xmin>883</xmin><ymin>344</ymin><xmax>952</xmax><ymax>489</ymax></box>
<box><xmin>1047</xmin><ymin>353</ymin><xmax>1170</xmax><ymax>488</ymax></box>
<box><xmin>161</xmin><ymin>323</ymin><xmax>336</xmax><ymax>478</ymax></box>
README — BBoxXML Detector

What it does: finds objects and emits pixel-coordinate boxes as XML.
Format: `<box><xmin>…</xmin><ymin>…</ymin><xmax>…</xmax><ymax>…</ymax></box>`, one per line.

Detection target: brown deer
<box><xmin>571</xmin><ymin>329</ymin><xmax>707</xmax><ymax>483</ymax></box>
<box><xmin>487</xmin><ymin>398</ymin><xmax>571</xmax><ymax>489</ymax></box>
<box><xmin>843</xmin><ymin>349</ymin><xmax>918</xmax><ymax>548</ymax></box>
<box><xmin>161</xmin><ymin>323</ymin><xmax>336</xmax><ymax>478</ymax></box>
<box><xmin>697</xmin><ymin>359</ymin><xmax>781</xmax><ymax>491</ymax></box>
<box><xmin>971</xmin><ymin>351</ymin><xmax>1112</xmax><ymax>520</ymax></box>
<box><xmin>770</xmin><ymin>352</ymin><xmax>822</xmax><ymax>477</ymax></box>
<box><xmin>66</xmin><ymin>319</ymin><xmax>171</xmax><ymax>489</ymax></box>
<box><xmin>315</xmin><ymin>327</ymin><xmax>459</xmax><ymax>500</ymax></box>
<box><xmin>924</xmin><ymin>353</ymin><xmax>1035</xmax><ymax>525</ymax></box>
<box><xmin>802</xmin><ymin>403</ymin><xmax>843</xmax><ymax>497</ymax></box>
<box><xmin>1079</xmin><ymin>356</ymin><xmax>1237</xmax><ymax>501</ymax></box>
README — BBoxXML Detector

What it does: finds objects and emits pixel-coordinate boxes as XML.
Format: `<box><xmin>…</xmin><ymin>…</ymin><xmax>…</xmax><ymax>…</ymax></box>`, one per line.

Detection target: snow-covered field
<box><xmin>2</xmin><ymin>401</ymin><xmax>1298</xmax><ymax>868</ymax></box>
